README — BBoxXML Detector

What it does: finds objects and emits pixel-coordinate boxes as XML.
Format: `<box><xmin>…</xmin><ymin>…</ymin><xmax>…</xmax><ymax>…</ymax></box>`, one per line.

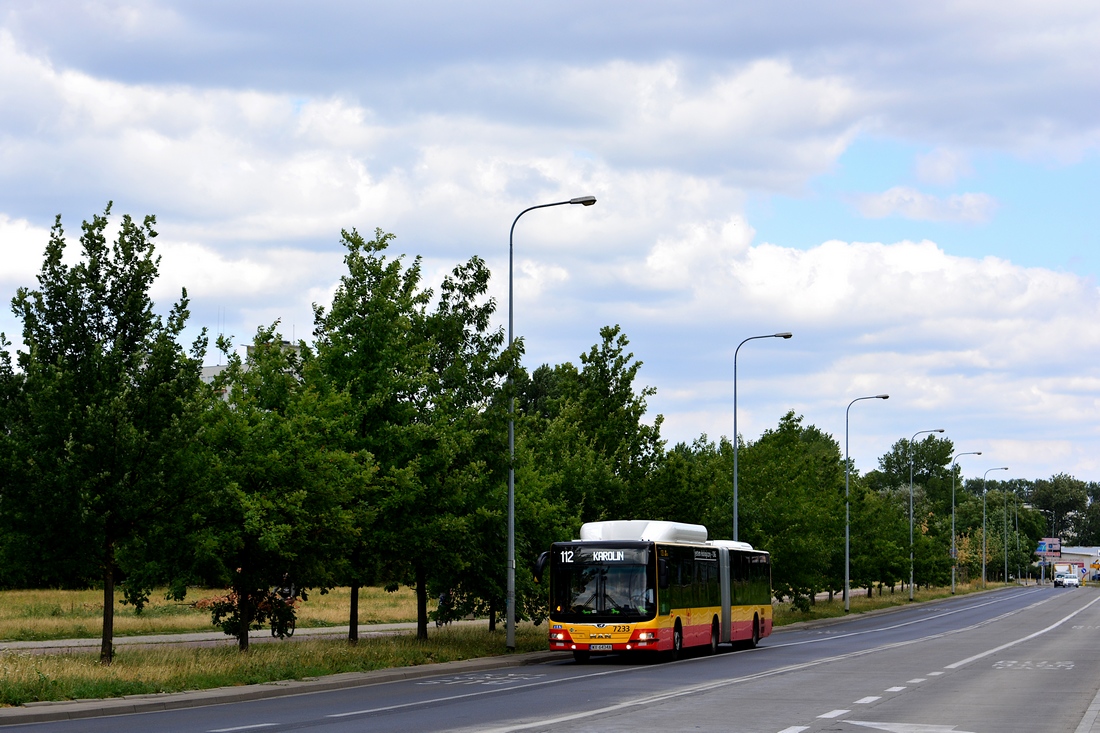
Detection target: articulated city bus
<box><xmin>539</xmin><ymin>520</ymin><xmax>771</xmax><ymax>662</ymax></box>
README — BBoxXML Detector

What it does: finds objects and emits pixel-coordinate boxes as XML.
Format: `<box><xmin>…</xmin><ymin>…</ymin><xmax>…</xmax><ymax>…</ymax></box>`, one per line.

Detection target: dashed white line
<box><xmin>855</xmin><ymin>696</ymin><xmax>881</xmax><ymax>704</ymax></box>
<box><xmin>927</xmin><ymin>671</ymin><xmax>944</xmax><ymax>676</ymax></box>
<box><xmin>819</xmin><ymin>709</ymin><xmax>850</xmax><ymax>718</ymax></box>
<box><xmin>907</xmin><ymin>678</ymin><xmax>927</xmax><ymax>683</ymax></box>
<box><xmin>208</xmin><ymin>725</ymin><xmax>278</xmax><ymax>733</ymax></box>
<box><xmin>777</xmin><ymin>727</ymin><xmax>809</xmax><ymax>733</ymax></box>
<box><xmin>885</xmin><ymin>686</ymin><xmax>907</xmax><ymax>692</ymax></box>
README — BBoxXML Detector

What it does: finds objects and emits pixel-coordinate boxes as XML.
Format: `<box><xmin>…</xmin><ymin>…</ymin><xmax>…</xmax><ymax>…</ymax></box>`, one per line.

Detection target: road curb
<box><xmin>0</xmin><ymin>651</ymin><xmax>565</xmax><ymax>727</ymax></box>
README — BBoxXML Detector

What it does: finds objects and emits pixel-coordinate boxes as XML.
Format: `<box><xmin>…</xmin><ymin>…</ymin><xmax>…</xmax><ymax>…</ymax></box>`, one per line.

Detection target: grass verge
<box><xmin>0</xmin><ymin>623</ymin><xmax>547</xmax><ymax>706</ymax></box>
<box><xmin>773</xmin><ymin>580</ymin><xmax>997</xmax><ymax>627</ymax></box>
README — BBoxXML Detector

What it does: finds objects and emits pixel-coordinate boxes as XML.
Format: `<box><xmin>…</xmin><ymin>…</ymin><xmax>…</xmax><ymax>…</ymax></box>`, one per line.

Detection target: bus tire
<box><xmin>708</xmin><ymin>618</ymin><xmax>719</xmax><ymax>655</ymax></box>
<box><xmin>669</xmin><ymin>620</ymin><xmax>683</xmax><ymax>661</ymax></box>
<box><xmin>749</xmin><ymin>615</ymin><xmax>760</xmax><ymax>648</ymax></box>
<box><xmin>573</xmin><ymin>650</ymin><xmax>590</xmax><ymax>664</ymax></box>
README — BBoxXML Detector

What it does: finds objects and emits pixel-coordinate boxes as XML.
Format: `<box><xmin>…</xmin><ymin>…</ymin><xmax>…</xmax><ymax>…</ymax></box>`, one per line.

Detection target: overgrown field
<box><xmin>0</xmin><ymin>586</ymin><xmax>422</xmax><ymax>641</ymax></box>
<box><xmin>0</xmin><ymin>624</ymin><xmax>546</xmax><ymax>706</ymax></box>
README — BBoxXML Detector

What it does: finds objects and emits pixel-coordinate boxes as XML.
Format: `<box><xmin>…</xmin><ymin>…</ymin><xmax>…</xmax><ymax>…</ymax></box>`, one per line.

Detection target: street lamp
<box><xmin>909</xmin><ymin>428</ymin><xmax>945</xmax><ymax>601</ymax></box>
<box><xmin>845</xmin><ymin>393</ymin><xmax>889</xmax><ymax>612</ymax></box>
<box><xmin>733</xmin><ymin>332</ymin><xmax>792</xmax><ymax>541</ymax></box>
<box><xmin>507</xmin><ymin>195</ymin><xmax>596</xmax><ymax>650</ymax></box>
<box><xmin>981</xmin><ymin>466</ymin><xmax>1009</xmax><ymax>588</ymax></box>
<box><xmin>949</xmin><ymin>451</ymin><xmax>981</xmax><ymax>594</ymax></box>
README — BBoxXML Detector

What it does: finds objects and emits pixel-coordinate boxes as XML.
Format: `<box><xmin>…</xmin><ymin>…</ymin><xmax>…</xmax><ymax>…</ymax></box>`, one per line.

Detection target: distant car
<box><xmin>1054</xmin><ymin>573</ymin><xmax>1078</xmax><ymax>587</ymax></box>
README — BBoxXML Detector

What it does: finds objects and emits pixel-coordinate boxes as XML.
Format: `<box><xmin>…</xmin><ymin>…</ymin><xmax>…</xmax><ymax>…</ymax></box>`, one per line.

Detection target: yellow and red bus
<box><xmin>541</xmin><ymin>520</ymin><xmax>771</xmax><ymax>662</ymax></box>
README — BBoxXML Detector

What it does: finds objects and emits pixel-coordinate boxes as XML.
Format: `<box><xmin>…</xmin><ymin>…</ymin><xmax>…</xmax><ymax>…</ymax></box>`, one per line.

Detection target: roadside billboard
<box><xmin>1037</xmin><ymin>537</ymin><xmax>1061</xmax><ymax>559</ymax></box>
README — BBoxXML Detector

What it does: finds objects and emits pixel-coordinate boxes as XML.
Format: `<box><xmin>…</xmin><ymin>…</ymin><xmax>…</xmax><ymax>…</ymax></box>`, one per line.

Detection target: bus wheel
<box><xmin>573</xmin><ymin>650</ymin><xmax>590</xmax><ymax>663</ymax></box>
<box><xmin>670</xmin><ymin>621</ymin><xmax>683</xmax><ymax>661</ymax></box>
<box><xmin>708</xmin><ymin>619</ymin><xmax>719</xmax><ymax>655</ymax></box>
<box><xmin>749</xmin><ymin>615</ymin><xmax>760</xmax><ymax>648</ymax></box>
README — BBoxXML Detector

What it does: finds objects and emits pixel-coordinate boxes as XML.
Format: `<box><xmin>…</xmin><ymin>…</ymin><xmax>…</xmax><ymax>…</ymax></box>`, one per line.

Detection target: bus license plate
<box><xmin>590</xmin><ymin>644</ymin><xmax>612</xmax><ymax>651</ymax></box>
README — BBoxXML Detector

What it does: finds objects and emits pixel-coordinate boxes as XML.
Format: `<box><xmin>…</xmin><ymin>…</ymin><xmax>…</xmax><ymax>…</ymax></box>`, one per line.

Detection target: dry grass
<box><xmin>0</xmin><ymin>586</ymin><xmax>424</xmax><ymax>641</ymax></box>
<box><xmin>0</xmin><ymin>623</ymin><xmax>547</xmax><ymax>706</ymax></box>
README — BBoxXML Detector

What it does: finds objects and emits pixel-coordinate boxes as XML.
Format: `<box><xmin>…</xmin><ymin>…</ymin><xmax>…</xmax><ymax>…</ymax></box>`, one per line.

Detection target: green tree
<box><xmin>738</xmin><ymin>411</ymin><xmax>844</xmax><ymax>610</ymax></box>
<box><xmin>195</xmin><ymin>327</ymin><xmax>368</xmax><ymax>651</ymax></box>
<box><xmin>313</xmin><ymin>228</ymin><xmax>430</xmax><ymax>640</ymax></box>
<box><xmin>2</xmin><ymin>205</ymin><xmax>206</xmax><ymax>663</ymax></box>
<box><xmin>849</xmin><ymin>481</ymin><xmax>907</xmax><ymax>596</ymax></box>
<box><xmin>1030</xmin><ymin>473</ymin><xmax>1088</xmax><ymax>543</ymax></box>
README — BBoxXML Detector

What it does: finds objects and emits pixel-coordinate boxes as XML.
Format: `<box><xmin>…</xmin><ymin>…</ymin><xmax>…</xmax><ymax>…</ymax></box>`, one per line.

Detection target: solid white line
<box><xmin>767</xmin><ymin>589</ymin><xmax>1048</xmax><ymax>652</ymax></box>
<box><xmin>855</xmin><ymin>696</ymin><xmax>881</xmax><ymax>704</ymax></box>
<box><xmin>818</xmin><ymin>709</ymin><xmax>850</xmax><ymax>718</ymax></box>
<box><xmin>331</xmin><ymin>588</ymin><xmax>1053</xmax><ymax>728</ymax></box>
<box><xmin>946</xmin><ymin>594</ymin><xmax>1100</xmax><ymax>669</ymax></box>
<box><xmin>208</xmin><ymin>725</ymin><xmax>278</xmax><ymax>733</ymax></box>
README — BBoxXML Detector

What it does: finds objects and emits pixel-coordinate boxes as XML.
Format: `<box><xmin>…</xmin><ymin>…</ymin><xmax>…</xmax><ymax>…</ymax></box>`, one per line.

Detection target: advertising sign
<box><xmin>1037</xmin><ymin>537</ymin><xmax>1061</xmax><ymax>558</ymax></box>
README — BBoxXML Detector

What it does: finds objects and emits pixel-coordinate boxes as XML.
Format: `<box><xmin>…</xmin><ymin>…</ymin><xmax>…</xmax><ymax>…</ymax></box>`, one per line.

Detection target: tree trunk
<box><xmin>489</xmin><ymin>599</ymin><xmax>497</xmax><ymax>631</ymax></box>
<box><xmin>238</xmin><ymin>590</ymin><xmax>251</xmax><ymax>652</ymax></box>
<box><xmin>416</xmin><ymin>564</ymin><xmax>428</xmax><ymax>640</ymax></box>
<box><xmin>100</xmin><ymin>553</ymin><xmax>115</xmax><ymax>665</ymax></box>
<box><xmin>348</xmin><ymin>583</ymin><xmax>359</xmax><ymax>645</ymax></box>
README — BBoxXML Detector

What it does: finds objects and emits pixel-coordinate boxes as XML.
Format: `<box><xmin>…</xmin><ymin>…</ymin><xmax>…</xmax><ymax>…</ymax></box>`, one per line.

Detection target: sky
<box><xmin>0</xmin><ymin>1</ymin><xmax>1098</xmax><ymax>483</ymax></box>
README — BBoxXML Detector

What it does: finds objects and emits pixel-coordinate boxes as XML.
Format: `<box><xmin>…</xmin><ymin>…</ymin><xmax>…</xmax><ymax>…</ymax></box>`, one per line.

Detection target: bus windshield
<box><xmin>551</xmin><ymin>559</ymin><xmax>656</xmax><ymax>621</ymax></box>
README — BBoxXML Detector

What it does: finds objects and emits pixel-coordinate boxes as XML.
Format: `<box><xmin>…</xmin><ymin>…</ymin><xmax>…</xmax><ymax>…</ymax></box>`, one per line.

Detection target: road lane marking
<box><xmin>946</xmin><ymin>594</ymin><xmax>1100</xmax><ymax>669</ymax></box>
<box><xmin>847</xmin><ymin>723</ymin><xmax>975</xmax><ymax>732</ymax></box>
<box><xmin>208</xmin><ymin>725</ymin><xmax>278</xmax><ymax>733</ymax></box>
<box><xmin>777</xmin><ymin>727</ymin><xmax>809</xmax><ymax>733</ymax></box>
<box><xmin>329</xmin><ymin>588</ymin><xmax>1070</xmax><ymax>730</ymax></box>
<box><xmin>768</xmin><ymin>589</ymin><xmax>1049</xmax><ymax>652</ymax></box>
<box><xmin>441</xmin><ymin>636</ymin><xmax>970</xmax><ymax>733</ymax></box>
<box><xmin>927</xmin><ymin>671</ymin><xmax>943</xmax><ymax>676</ymax></box>
<box><xmin>885</xmin><ymin>686</ymin><xmax>906</xmax><ymax>691</ymax></box>
<box><xmin>855</xmin><ymin>696</ymin><xmax>881</xmax><ymax>703</ymax></box>
<box><xmin>907</xmin><ymin>678</ymin><xmax>927</xmax><ymax>683</ymax></box>
<box><xmin>819</xmin><ymin>709</ymin><xmax>850</xmax><ymax>718</ymax></box>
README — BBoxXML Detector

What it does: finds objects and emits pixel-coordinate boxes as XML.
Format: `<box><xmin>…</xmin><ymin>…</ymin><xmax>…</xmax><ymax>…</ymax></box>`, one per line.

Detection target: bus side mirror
<box><xmin>534</xmin><ymin>551</ymin><xmax>550</xmax><ymax>584</ymax></box>
<box><xmin>658</xmin><ymin>558</ymin><xmax>669</xmax><ymax>589</ymax></box>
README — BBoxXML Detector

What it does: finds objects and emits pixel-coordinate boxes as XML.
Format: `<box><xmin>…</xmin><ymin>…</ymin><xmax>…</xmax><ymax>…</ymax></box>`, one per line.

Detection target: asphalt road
<box><xmin>5</xmin><ymin>586</ymin><xmax>1100</xmax><ymax>733</ymax></box>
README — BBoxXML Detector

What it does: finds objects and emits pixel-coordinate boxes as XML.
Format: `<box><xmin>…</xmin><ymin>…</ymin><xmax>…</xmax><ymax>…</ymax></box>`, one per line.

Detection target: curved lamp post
<box><xmin>981</xmin><ymin>466</ymin><xmax>1009</xmax><ymax>588</ymax></box>
<box><xmin>733</xmin><ymin>332</ymin><xmax>792</xmax><ymax>541</ymax></box>
<box><xmin>845</xmin><ymin>393</ymin><xmax>889</xmax><ymax>612</ymax></box>
<box><xmin>909</xmin><ymin>429</ymin><xmax>945</xmax><ymax>601</ymax></box>
<box><xmin>507</xmin><ymin>195</ymin><xmax>596</xmax><ymax>650</ymax></box>
<box><xmin>949</xmin><ymin>451</ymin><xmax>981</xmax><ymax>594</ymax></box>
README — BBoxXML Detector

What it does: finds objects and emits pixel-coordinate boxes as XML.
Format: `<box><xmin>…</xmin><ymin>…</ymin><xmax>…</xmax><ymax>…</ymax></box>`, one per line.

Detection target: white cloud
<box><xmin>915</xmin><ymin>148</ymin><xmax>974</xmax><ymax>185</ymax></box>
<box><xmin>853</xmin><ymin>187</ymin><xmax>997</xmax><ymax>223</ymax></box>
<box><xmin>0</xmin><ymin>215</ymin><xmax>49</xmax><ymax>285</ymax></box>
